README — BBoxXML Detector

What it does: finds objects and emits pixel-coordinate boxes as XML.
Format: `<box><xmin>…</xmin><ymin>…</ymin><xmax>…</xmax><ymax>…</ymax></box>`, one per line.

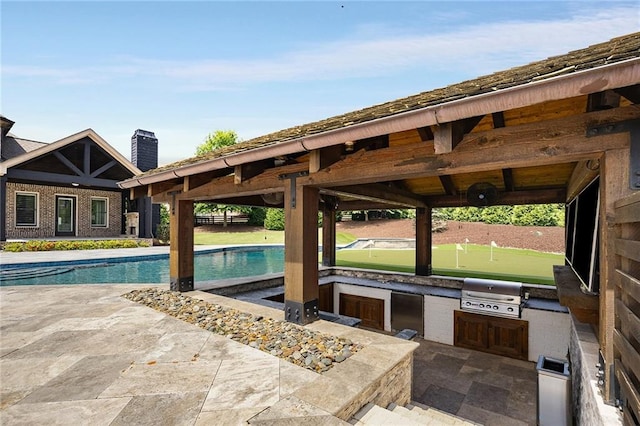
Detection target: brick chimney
<box><xmin>130</xmin><ymin>129</ymin><xmax>159</xmax><ymax>238</ymax></box>
<box><xmin>131</xmin><ymin>129</ymin><xmax>158</xmax><ymax>172</ymax></box>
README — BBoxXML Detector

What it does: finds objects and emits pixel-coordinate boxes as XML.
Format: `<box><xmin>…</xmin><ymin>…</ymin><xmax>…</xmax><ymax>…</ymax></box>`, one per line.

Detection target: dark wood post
<box><xmin>284</xmin><ymin>184</ymin><xmax>320</xmax><ymax>324</ymax></box>
<box><xmin>322</xmin><ymin>203</ymin><xmax>337</xmax><ymax>267</ymax></box>
<box><xmin>170</xmin><ymin>199</ymin><xmax>194</xmax><ymax>292</ymax></box>
<box><xmin>416</xmin><ymin>206</ymin><xmax>432</xmax><ymax>276</ymax></box>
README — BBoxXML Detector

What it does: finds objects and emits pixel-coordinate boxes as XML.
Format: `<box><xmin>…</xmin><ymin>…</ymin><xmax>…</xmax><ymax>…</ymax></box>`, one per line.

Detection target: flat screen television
<box><xmin>565</xmin><ymin>177</ymin><xmax>600</xmax><ymax>294</ymax></box>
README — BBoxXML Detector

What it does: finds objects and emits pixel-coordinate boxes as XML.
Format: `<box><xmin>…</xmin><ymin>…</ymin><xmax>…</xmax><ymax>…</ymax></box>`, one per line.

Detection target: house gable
<box><xmin>1</xmin><ymin>129</ymin><xmax>140</xmax><ymax>189</ymax></box>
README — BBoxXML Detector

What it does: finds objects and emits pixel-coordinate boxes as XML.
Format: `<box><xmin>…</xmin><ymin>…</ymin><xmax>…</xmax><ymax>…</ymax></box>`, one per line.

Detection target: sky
<box><xmin>2</xmin><ymin>1</ymin><xmax>639</xmax><ymax>166</ymax></box>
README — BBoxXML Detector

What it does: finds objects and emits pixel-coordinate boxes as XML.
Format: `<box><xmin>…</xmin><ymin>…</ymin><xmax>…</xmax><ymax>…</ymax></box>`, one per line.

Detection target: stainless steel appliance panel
<box><xmin>391</xmin><ymin>292</ymin><xmax>423</xmax><ymax>336</ymax></box>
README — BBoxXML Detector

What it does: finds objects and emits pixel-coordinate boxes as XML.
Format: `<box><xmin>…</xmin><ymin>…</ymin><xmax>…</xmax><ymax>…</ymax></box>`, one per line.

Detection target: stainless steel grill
<box><xmin>460</xmin><ymin>278</ymin><xmax>523</xmax><ymax>318</ymax></box>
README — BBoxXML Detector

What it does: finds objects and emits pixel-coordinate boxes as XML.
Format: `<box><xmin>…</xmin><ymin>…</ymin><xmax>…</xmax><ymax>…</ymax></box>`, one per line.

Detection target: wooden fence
<box><xmin>613</xmin><ymin>191</ymin><xmax>640</xmax><ymax>425</ymax></box>
<box><xmin>194</xmin><ymin>215</ymin><xmax>249</xmax><ymax>226</ymax></box>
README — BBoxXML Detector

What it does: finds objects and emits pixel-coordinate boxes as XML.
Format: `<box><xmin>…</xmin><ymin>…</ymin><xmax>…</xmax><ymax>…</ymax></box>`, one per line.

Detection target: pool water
<box><xmin>0</xmin><ymin>247</ymin><xmax>285</xmax><ymax>286</ymax></box>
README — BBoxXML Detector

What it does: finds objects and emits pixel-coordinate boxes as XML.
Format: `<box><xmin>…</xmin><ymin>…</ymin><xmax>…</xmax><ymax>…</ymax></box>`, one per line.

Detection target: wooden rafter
<box><xmin>321</xmin><ymin>183</ymin><xmax>427</xmax><ymax>208</ymax></box>
<box><xmin>492</xmin><ymin>112</ymin><xmax>506</xmax><ymax>128</ymax></box>
<box><xmin>427</xmin><ymin>188</ymin><xmax>566</xmax><ymax>208</ymax></box>
<box><xmin>234</xmin><ymin>159</ymin><xmax>272</xmax><ymax>184</ymax></box>
<box><xmin>309</xmin><ymin>145</ymin><xmax>343</xmax><ymax>173</ymax></box>
<box><xmin>438</xmin><ymin>175</ymin><xmax>457</xmax><ymax>196</ymax></box>
<box><xmin>502</xmin><ymin>169</ymin><xmax>515</xmax><ymax>192</ymax></box>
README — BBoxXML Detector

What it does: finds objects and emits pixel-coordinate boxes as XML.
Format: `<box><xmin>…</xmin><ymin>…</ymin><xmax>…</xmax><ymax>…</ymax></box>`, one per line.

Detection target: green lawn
<box><xmin>194</xmin><ymin>229</ymin><xmax>356</xmax><ymax>245</ymax></box>
<box><xmin>335</xmin><ymin>244</ymin><xmax>563</xmax><ymax>284</ymax></box>
<box><xmin>193</xmin><ymin>230</ymin><xmax>562</xmax><ymax>284</ymax></box>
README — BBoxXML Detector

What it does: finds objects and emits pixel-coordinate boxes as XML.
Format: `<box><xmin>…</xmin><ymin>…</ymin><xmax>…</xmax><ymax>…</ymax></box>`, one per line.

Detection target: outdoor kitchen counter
<box><xmin>321</xmin><ymin>274</ymin><xmax>569</xmax><ymax>314</ymax></box>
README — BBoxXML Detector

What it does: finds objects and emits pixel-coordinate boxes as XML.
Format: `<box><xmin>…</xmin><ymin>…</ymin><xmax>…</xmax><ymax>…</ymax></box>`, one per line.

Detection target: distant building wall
<box><xmin>5</xmin><ymin>182</ymin><xmax>122</xmax><ymax>239</ymax></box>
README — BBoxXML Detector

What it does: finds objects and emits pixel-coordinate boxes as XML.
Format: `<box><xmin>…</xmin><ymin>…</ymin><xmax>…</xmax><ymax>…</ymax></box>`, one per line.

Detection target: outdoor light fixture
<box><xmin>345</xmin><ymin>141</ymin><xmax>354</xmax><ymax>152</ymax></box>
<box><xmin>71</xmin><ymin>182</ymin><xmax>80</xmax><ymax>187</ymax></box>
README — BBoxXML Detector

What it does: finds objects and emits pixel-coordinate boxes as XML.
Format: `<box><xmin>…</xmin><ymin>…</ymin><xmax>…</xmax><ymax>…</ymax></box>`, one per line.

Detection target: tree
<box><xmin>194</xmin><ymin>130</ymin><xmax>242</xmax><ymax>226</ymax></box>
<box><xmin>196</xmin><ymin>130</ymin><xmax>239</xmax><ymax>156</ymax></box>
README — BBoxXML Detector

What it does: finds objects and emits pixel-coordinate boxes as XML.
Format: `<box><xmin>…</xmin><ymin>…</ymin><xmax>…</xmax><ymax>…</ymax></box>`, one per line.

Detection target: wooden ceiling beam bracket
<box><xmin>434</xmin><ymin>115</ymin><xmax>483</xmax><ymax>154</ymax></box>
<box><xmin>587</xmin><ymin>119</ymin><xmax>640</xmax><ymax>190</ymax></box>
<box><xmin>309</xmin><ymin>145</ymin><xmax>343</xmax><ymax>173</ymax></box>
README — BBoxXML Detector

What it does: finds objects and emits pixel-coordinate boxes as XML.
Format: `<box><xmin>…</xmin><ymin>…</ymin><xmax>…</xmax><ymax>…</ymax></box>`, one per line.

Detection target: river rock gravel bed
<box><xmin>122</xmin><ymin>288</ymin><xmax>363</xmax><ymax>373</ymax></box>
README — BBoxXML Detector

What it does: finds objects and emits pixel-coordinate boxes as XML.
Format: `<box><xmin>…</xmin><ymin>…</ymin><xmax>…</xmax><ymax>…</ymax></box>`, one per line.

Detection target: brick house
<box><xmin>0</xmin><ymin>116</ymin><xmax>142</xmax><ymax>241</ymax></box>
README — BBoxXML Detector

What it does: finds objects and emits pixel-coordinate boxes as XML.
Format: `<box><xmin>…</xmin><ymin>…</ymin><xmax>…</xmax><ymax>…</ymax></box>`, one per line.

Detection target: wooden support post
<box><xmin>284</xmin><ymin>183</ymin><xmax>320</xmax><ymax>324</ymax></box>
<box><xmin>170</xmin><ymin>198</ymin><xmax>194</xmax><ymax>292</ymax></box>
<box><xmin>416</xmin><ymin>207</ymin><xmax>432</xmax><ymax>276</ymax></box>
<box><xmin>322</xmin><ymin>203</ymin><xmax>336</xmax><ymax>267</ymax></box>
<box><xmin>600</xmin><ymin>147</ymin><xmax>632</xmax><ymax>402</ymax></box>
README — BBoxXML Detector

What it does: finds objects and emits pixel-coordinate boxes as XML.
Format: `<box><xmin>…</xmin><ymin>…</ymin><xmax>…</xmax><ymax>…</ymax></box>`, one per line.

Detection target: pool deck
<box><xmin>0</xmin><ymin>283</ymin><xmax>418</xmax><ymax>425</ymax></box>
<box><xmin>0</xmin><ymin>245</ymin><xmax>227</xmax><ymax>266</ymax></box>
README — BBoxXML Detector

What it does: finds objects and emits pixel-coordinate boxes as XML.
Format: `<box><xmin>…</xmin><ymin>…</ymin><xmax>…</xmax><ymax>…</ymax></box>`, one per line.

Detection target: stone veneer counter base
<box><xmin>185</xmin><ymin>290</ymin><xmax>419</xmax><ymax>422</ymax></box>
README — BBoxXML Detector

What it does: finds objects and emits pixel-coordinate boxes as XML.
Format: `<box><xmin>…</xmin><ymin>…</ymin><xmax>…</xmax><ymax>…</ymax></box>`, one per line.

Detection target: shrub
<box><xmin>1</xmin><ymin>240</ymin><xmax>150</xmax><ymax>252</ymax></box>
<box><xmin>156</xmin><ymin>223</ymin><xmax>170</xmax><ymax>241</ymax></box>
<box><xmin>264</xmin><ymin>208</ymin><xmax>285</xmax><ymax>231</ymax></box>
<box><xmin>480</xmin><ymin>206</ymin><xmax>513</xmax><ymax>224</ymax></box>
<box><xmin>247</xmin><ymin>207</ymin><xmax>267</xmax><ymax>226</ymax></box>
<box><xmin>511</xmin><ymin>204</ymin><xmax>561</xmax><ymax>226</ymax></box>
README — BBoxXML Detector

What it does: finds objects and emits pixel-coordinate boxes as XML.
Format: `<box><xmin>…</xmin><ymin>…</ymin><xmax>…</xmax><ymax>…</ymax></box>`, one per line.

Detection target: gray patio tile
<box><xmin>1</xmin><ymin>397</ymin><xmax>132</xmax><ymax>426</ymax></box>
<box><xmin>100</xmin><ymin>359</ymin><xmax>220</xmax><ymax>398</ymax></box>
<box><xmin>195</xmin><ymin>407</ymin><xmax>266</xmax><ymax>425</ymax></box>
<box><xmin>201</xmin><ymin>356</ymin><xmax>280</xmax><ymax>411</ymax></box>
<box><xmin>18</xmin><ymin>354</ymin><xmax>136</xmax><ymax>403</ymax></box>
<box><xmin>136</xmin><ymin>331</ymin><xmax>210</xmax><ymax>364</ymax></box>
<box><xmin>278</xmin><ymin>359</ymin><xmax>319</xmax><ymax>398</ymax></box>
<box><xmin>463</xmin><ymin>381</ymin><xmax>511</xmax><ymax>415</ymax></box>
<box><xmin>417</xmin><ymin>383</ymin><xmax>466</xmax><ymax>414</ymax></box>
<box><xmin>0</xmin><ymin>355</ymin><xmax>83</xmax><ymax>392</ymax></box>
<box><xmin>110</xmin><ymin>391</ymin><xmax>208</xmax><ymax>426</ymax></box>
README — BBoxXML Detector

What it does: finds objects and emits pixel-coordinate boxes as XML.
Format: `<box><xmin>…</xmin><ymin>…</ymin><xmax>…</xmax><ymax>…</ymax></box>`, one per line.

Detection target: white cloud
<box><xmin>3</xmin><ymin>5</ymin><xmax>638</xmax><ymax>89</ymax></box>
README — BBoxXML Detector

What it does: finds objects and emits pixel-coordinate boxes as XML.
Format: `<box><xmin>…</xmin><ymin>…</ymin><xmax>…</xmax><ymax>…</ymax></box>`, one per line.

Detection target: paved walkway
<box><xmin>0</xmin><ymin>246</ymin><xmax>226</xmax><ymax>266</ymax></box>
<box><xmin>0</xmin><ymin>284</ymin><xmax>417</xmax><ymax>425</ymax></box>
<box><xmin>412</xmin><ymin>339</ymin><xmax>537</xmax><ymax>425</ymax></box>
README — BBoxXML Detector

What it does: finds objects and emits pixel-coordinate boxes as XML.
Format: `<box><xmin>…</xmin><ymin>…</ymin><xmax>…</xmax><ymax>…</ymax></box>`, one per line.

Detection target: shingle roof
<box><xmin>1</xmin><ymin>136</ymin><xmax>48</xmax><ymax>162</ymax></box>
<box><xmin>141</xmin><ymin>32</ymin><xmax>640</xmax><ymax>177</ymax></box>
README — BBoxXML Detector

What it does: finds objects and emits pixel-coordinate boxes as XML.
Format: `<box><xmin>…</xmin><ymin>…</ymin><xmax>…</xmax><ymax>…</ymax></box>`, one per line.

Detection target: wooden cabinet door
<box><xmin>487</xmin><ymin>316</ymin><xmax>528</xmax><ymax>361</ymax></box>
<box><xmin>339</xmin><ymin>293</ymin><xmax>385</xmax><ymax>330</ymax></box>
<box><xmin>318</xmin><ymin>284</ymin><xmax>334</xmax><ymax>313</ymax></box>
<box><xmin>454</xmin><ymin>311</ymin><xmax>528</xmax><ymax>361</ymax></box>
<box><xmin>454</xmin><ymin>310</ymin><xmax>488</xmax><ymax>350</ymax></box>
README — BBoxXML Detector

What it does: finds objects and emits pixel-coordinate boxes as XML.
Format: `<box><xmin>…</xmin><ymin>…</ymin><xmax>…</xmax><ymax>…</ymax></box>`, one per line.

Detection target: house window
<box><xmin>15</xmin><ymin>192</ymin><xmax>38</xmax><ymax>226</ymax></box>
<box><xmin>91</xmin><ymin>198</ymin><xmax>108</xmax><ymax>227</ymax></box>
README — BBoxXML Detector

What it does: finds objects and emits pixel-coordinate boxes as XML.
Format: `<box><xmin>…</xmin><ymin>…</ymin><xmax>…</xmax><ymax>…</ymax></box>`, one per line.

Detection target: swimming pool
<box><xmin>0</xmin><ymin>246</ymin><xmax>285</xmax><ymax>286</ymax></box>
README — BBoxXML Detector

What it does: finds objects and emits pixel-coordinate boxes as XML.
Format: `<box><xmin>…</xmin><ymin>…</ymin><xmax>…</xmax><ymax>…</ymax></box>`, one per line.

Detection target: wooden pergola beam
<box><xmin>322</xmin><ymin>183</ymin><xmax>427</xmax><ymax>208</ymax></box>
<box><xmin>163</xmin><ymin>106</ymin><xmax>636</xmax><ymax>205</ymax></box>
<box><xmin>566</xmin><ymin>158</ymin><xmax>601</xmax><ymax>201</ymax></box>
<box><xmin>426</xmin><ymin>188</ymin><xmax>566</xmax><ymax>208</ymax></box>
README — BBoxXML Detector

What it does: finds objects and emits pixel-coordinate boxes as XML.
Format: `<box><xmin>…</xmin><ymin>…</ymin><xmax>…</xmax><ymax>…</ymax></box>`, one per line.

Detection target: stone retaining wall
<box><xmin>569</xmin><ymin>315</ymin><xmax>621</xmax><ymax>425</ymax></box>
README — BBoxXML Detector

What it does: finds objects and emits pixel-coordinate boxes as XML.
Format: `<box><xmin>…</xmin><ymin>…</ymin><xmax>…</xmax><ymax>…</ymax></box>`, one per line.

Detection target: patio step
<box><xmin>351</xmin><ymin>401</ymin><xmax>477</xmax><ymax>426</ymax></box>
<box><xmin>397</xmin><ymin>401</ymin><xmax>478</xmax><ymax>425</ymax></box>
<box><xmin>350</xmin><ymin>403</ymin><xmax>423</xmax><ymax>426</ymax></box>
